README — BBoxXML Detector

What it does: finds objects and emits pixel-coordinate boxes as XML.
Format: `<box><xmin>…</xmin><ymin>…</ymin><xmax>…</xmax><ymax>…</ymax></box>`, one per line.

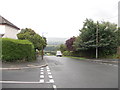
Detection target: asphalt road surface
<box><xmin>1</xmin><ymin>56</ymin><xmax>118</xmax><ymax>89</ymax></box>
<box><xmin>45</xmin><ymin>56</ymin><xmax>118</xmax><ymax>88</ymax></box>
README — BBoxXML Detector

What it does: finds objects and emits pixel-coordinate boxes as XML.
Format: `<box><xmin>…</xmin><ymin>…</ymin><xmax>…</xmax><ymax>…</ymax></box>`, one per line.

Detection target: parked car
<box><xmin>56</xmin><ymin>51</ymin><xmax>62</xmax><ymax>57</ymax></box>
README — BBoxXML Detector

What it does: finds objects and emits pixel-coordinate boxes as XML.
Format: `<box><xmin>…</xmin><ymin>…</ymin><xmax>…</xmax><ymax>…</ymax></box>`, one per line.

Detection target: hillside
<box><xmin>46</xmin><ymin>37</ymin><xmax>68</xmax><ymax>45</ymax></box>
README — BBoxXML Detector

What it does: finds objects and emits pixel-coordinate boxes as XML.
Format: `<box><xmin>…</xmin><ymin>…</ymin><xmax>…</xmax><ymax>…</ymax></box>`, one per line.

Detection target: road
<box><xmin>45</xmin><ymin>56</ymin><xmax>118</xmax><ymax>88</ymax></box>
<box><xmin>2</xmin><ymin>56</ymin><xmax>118</xmax><ymax>89</ymax></box>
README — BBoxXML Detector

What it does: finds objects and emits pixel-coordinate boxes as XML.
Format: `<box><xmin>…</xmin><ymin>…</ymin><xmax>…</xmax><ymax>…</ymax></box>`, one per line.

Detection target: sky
<box><xmin>0</xmin><ymin>0</ymin><xmax>119</xmax><ymax>38</ymax></box>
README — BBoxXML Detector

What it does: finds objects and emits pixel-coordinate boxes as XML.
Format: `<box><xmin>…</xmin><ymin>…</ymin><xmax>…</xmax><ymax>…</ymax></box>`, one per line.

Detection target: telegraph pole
<box><xmin>41</xmin><ymin>33</ymin><xmax>44</xmax><ymax>60</ymax></box>
<box><xmin>41</xmin><ymin>45</ymin><xmax>43</xmax><ymax>60</ymax></box>
<box><xmin>96</xmin><ymin>21</ymin><xmax>99</xmax><ymax>59</ymax></box>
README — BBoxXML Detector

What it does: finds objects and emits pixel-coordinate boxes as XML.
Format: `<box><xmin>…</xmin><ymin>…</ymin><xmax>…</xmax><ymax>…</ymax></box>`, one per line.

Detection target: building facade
<box><xmin>0</xmin><ymin>16</ymin><xmax>20</xmax><ymax>39</ymax></box>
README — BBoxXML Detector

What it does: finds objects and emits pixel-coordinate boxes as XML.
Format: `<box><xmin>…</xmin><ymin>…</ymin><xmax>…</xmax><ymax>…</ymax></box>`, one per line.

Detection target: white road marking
<box><xmin>39</xmin><ymin>79</ymin><xmax>44</xmax><ymax>83</ymax></box>
<box><xmin>53</xmin><ymin>85</ymin><xmax>57</xmax><ymax>90</ymax></box>
<box><xmin>47</xmin><ymin>69</ymin><xmax>50</xmax><ymax>72</ymax></box>
<box><xmin>40</xmin><ymin>72</ymin><xmax>44</xmax><ymax>74</ymax></box>
<box><xmin>48</xmin><ymin>75</ymin><xmax>53</xmax><ymax>79</ymax></box>
<box><xmin>109</xmin><ymin>64</ymin><xmax>113</xmax><ymax>66</ymax></box>
<box><xmin>40</xmin><ymin>75</ymin><xmax>44</xmax><ymax>78</ymax></box>
<box><xmin>0</xmin><ymin>81</ymin><xmax>42</xmax><ymax>84</ymax></box>
<box><xmin>48</xmin><ymin>72</ymin><xmax>52</xmax><ymax>75</ymax></box>
<box><xmin>46</xmin><ymin>67</ymin><xmax>50</xmax><ymax>70</ymax></box>
<box><xmin>113</xmin><ymin>65</ymin><xmax>118</xmax><ymax>67</ymax></box>
<box><xmin>103</xmin><ymin>63</ymin><xmax>107</xmax><ymax>65</ymax></box>
<box><xmin>49</xmin><ymin>79</ymin><xmax>54</xmax><ymax>83</ymax></box>
<box><xmin>40</xmin><ymin>68</ymin><xmax>44</xmax><ymax>70</ymax></box>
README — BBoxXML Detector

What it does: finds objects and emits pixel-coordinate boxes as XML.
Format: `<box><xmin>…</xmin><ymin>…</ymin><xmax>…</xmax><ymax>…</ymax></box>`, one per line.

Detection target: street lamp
<box><xmin>96</xmin><ymin>21</ymin><xmax>99</xmax><ymax>59</ymax></box>
<box><xmin>41</xmin><ymin>32</ymin><xmax>47</xmax><ymax>60</ymax></box>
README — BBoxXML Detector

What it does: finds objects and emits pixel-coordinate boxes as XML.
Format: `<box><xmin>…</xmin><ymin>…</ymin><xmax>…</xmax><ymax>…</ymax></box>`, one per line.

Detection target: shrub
<box><xmin>63</xmin><ymin>51</ymin><xmax>72</xmax><ymax>56</ymax></box>
<box><xmin>2</xmin><ymin>38</ymin><xmax>35</xmax><ymax>62</ymax></box>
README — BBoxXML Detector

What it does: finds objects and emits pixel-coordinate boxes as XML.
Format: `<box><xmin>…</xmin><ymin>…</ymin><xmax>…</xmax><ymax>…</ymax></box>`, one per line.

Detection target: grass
<box><xmin>64</xmin><ymin>56</ymin><xmax>86</xmax><ymax>60</ymax></box>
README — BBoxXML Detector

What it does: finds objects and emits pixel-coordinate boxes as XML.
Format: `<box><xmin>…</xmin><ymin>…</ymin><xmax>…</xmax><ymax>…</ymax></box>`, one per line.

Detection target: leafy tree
<box><xmin>59</xmin><ymin>44</ymin><xmax>66</xmax><ymax>53</ymax></box>
<box><xmin>65</xmin><ymin>36</ymin><xmax>76</xmax><ymax>51</ymax></box>
<box><xmin>74</xmin><ymin>19</ymin><xmax>118</xmax><ymax>57</ymax></box>
<box><xmin>17</xmin><ymin>28</ymin><xmax>47</xmax><ymax>50</ymax></box>
<box><xmin>116</xmin><ymin>27</ymin><xmax>120</xmax><ymax>46</ymax></box>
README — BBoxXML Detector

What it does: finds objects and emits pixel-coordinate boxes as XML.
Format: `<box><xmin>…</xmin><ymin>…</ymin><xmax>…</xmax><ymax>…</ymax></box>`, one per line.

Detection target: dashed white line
<box><xmin>48</xmin><ymin>75</ymin><xmax>53</xmax><ymax>79</ymax></box>
<box><xmin>46</xmin><ymin>67</ymin><xmax>50</xmax><ymax>69</ymax></box>
<box><xmin>40</xmin><ymin>72</ymin><xmax>44</xmax><ymax>74</ymax></box>
<box><xmin>53</xmin><ymin>85</ymin><xmax>57</xmax><ymax>90</ymax></box>
<box><xmin>109</xmin><ymin>64</ymin><xmax>113</xmax><ymax>66</ymax></box>
<box><xmin>40</xmin><ymin>75</ymin><xmax>44</xmax><ymax>78</ymax></box>
<box><xmin>48</xmin><ymin>72</ymin><xmax>52</xmax><ymax>75</ymax></box>
<box><xmin>39</xmin><ymin>79</ymin><xmax>44</xmax><ymax>83</ymax></box>
<box><xmin>41</xmin><ymin>68</ymin><xmax>44</xmax><ymax>70</ymax></box>
<box><xmin>47</xmin><ymin>69</ymin><xmax>50</xmax><ymax>72</ymax></box>
<box><xmin>49</xmin><ymin>79</ymin><xmax>54</xmax><ymax>83</ymax></box>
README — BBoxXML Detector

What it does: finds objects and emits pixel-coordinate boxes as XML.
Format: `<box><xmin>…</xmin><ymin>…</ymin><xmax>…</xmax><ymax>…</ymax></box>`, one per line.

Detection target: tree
<box><xmin>116</xmin><ymin>27</ymin><xmax>120</xmax><ymax>46</ymax></box>
<box><xmin>65</xmin><ymin>36</ymin><xmax>76</xmax><ymax>51</ymax></box>
<box><xmin>59</xmin><ymin>44</ymin><xmax>66</xmax><ymax>53</ymax></box>
<box><xmin>17</xmin><ymin>28</ymin><xmax>47</xmax><ymax>50</ymax></box>
<box><xmin>73</xmin><ymin>19</ymin><xmax>118</xmax><ymax>57</ymax></box>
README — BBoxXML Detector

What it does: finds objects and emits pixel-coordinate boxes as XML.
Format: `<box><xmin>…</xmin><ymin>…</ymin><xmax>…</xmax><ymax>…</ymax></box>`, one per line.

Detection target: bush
<box><xmin>2</xmin><ymin>38</ymin><xmax>35</xmax><ymax>62</ymax></box>
<box><xmin>63</xmin><ymin>51</ymin><xmax>72</xmax><ymax>56</ymax></box>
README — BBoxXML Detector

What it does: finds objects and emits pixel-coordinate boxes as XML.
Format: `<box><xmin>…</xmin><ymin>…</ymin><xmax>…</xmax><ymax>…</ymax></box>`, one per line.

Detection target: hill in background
<box><xmin>44</xmin><ymin>37</ymin><xmax>68</xmax><ymax>52</ymax></box>
<box><xmin>46</xmin><ymin>37</ymin><xmax>68</xmax><ymax>45</ymax></box>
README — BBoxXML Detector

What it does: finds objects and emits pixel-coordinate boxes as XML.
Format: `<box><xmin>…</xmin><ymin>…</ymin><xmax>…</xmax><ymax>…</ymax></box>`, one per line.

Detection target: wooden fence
<box><xmin>117</xmin><ymin>47</ymin><xmax>120</xmax><ymax>55</ymax></box>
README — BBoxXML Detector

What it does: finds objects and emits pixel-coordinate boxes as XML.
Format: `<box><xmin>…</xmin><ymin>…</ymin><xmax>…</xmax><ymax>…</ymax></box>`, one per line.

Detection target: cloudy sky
<box><xmin>0</xmin><ymin>0</ymin><xmax>119</xmax><ymax>38</ymax></box>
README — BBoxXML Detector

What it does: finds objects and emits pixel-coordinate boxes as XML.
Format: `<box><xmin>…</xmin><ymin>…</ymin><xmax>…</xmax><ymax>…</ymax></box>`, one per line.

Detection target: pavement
<box><xmin>86</xmin><ymin>58</ymin><xmax>118</xmax><ymax>65</ymax></box>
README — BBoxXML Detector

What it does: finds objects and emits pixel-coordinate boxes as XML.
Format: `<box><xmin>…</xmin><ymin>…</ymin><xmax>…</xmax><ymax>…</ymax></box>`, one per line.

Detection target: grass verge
<box><xmin>64</xmin><ymin>56</ymin><xmax>86</xmax><ymax>60</ymax></box>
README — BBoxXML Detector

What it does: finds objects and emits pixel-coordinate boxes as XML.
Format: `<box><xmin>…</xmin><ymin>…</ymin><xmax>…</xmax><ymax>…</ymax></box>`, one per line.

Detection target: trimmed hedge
<box><xmin>2</xmin><ymin>38</ymin><xmax>35</xmax><ymax>62</ymax></box>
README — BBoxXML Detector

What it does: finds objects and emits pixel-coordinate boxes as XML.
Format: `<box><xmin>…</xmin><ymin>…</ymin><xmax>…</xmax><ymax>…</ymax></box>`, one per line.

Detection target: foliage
<box><xmin>65</xmin><ymin>36</ymin><xmax>76</xmax><ymax>51</ymax></box>
<box><xmin>44</xmin><ymin>45</ymin><xmax>60</xmax><ymax>52</ymax></box>
<box><xmin>73</xmin><ymin>19</ymin><xmax>118</xmax><ymax>58</ymax></box>
<box><xmin>59</xmin><ymin>44</ymin><xmax>67</xmax><ymax>53</ymax></box>
<box><xmin>63</xmin><ymin>51</ymin><xmax>72</xmax><ymax>56</ymax></box>
<box><xmin>17</xmin><ymin>28</ymin><xmax>47</xmax><ymax>50</ymax></box>
<box><xmin>2</xmin><ymin>38</ymin><xmax>35</xmax><ymax>62</ymax></box>
<box><xmin>115</xmin><ymin>27</ymin><xmax>120</xmax><ymax>46</ymax></box>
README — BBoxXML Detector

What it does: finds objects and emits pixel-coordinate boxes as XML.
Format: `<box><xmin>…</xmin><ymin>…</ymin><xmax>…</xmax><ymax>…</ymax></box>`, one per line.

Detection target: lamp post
<box><xmin>96</xmin><ymin>21</ymin><xmax>99</xmax><ymax>59</ymax></box>
<box><xmin>41</xmin><ymin>32</ymin><xmax>47</xmax><ymax>60</ymax></box>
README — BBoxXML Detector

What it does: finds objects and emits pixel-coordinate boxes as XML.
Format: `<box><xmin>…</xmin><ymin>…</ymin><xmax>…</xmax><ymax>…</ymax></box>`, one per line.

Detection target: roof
<box><xmin>0</xmin><ymin>15</ymin><xmax>20</xmax><ymax>30</ymax></box>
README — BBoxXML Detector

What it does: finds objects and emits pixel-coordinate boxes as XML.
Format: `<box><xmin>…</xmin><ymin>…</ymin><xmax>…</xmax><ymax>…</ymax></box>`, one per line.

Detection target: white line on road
<box><xmin>53</xmin><ymin>85</ymin><xmax>57</xmax><ymax>90</ymax></box>
<box><xmin>39</xmin><ymin>79</ymin><xmax>44</xmax><ymax>83</ymax></box>
<box><xmin>40</xmin><ymin>72</ymin><xmax>44</xmax><ymax>74</ymax></box>
<box><xmin>40</xmin><ymin>68</ymin><xmax>44</xmax><ymax>70</ymax></box>
<box><xmin>48</xmin><ymin>75</ymin><xmax>53</xmax><ymax>79</ymax></box>
<box><xmin>0</xmin><ymin>81</ymin><xmax>43</xmax><ymax>84</ymax></box>
<box><xmin>40</xmin><ymin>75</ymin><xmax>44</xmax><ymax>78</ymax></box>
<box><xmin>48</xmin><ymin>72</ymin><xmax>52</xmax><ymax>75</ymax></box>
<box><xmin>47</xmin><ymin>69</ymin><xmax>50</xmax><ymax>72</ymax></box>
<box><xmin>46</xmin><ymin>67</ymin><xmax>50</xmax><ymax>69</ymax></box>
<box><xmin>49</xmin><ymin>79</ymin><xmax>54</xmax><ymax>83</ymax></box>
<box><xmin>109</xmin><ymin>64</ymin><xmax>113</xmax><ymax>66</ymax></box>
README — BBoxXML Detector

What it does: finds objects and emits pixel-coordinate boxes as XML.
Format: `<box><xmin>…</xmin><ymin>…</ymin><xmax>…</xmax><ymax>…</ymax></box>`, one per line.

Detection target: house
<box><xmin>0</xmin><ymin>15</ymin><xmax>20</xmax><ymax>39</ymax></box>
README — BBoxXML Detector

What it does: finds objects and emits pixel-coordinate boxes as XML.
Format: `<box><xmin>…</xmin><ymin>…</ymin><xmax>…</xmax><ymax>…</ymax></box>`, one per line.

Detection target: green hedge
<box><xmin>2</xmin><ymin>38</ymin><xmax>35</xmax><ymax>62</ymax></box>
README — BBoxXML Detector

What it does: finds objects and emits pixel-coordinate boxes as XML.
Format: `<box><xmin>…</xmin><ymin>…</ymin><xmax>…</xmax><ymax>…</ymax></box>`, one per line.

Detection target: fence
<box><xmin>117</xmin><ymin>47</ymin><xmax>120</xmax><ymax>55</ymax></box>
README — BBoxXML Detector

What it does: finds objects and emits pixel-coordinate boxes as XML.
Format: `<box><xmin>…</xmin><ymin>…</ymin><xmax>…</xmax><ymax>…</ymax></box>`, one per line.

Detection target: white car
<box><xmin>56</xmin><ymin>51</ymin><xmax>62</xmax><ymax>57</ymax></box>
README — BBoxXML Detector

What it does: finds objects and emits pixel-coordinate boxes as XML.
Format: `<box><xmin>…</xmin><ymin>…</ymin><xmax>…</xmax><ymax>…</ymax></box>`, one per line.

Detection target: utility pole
<box><xmin>41</xmin><ymin>45</ymin><xmax>43</xmax><ymax>60</ymax></box>
<box><xmin>96</xmin><ymin>21</ymin><xmax>99</xmax><ymax>59</ymax></box>
<box><xmin>41</xmin><ymin>33</ymin><xmax>44</xmax><ymax>60</ymax></box>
